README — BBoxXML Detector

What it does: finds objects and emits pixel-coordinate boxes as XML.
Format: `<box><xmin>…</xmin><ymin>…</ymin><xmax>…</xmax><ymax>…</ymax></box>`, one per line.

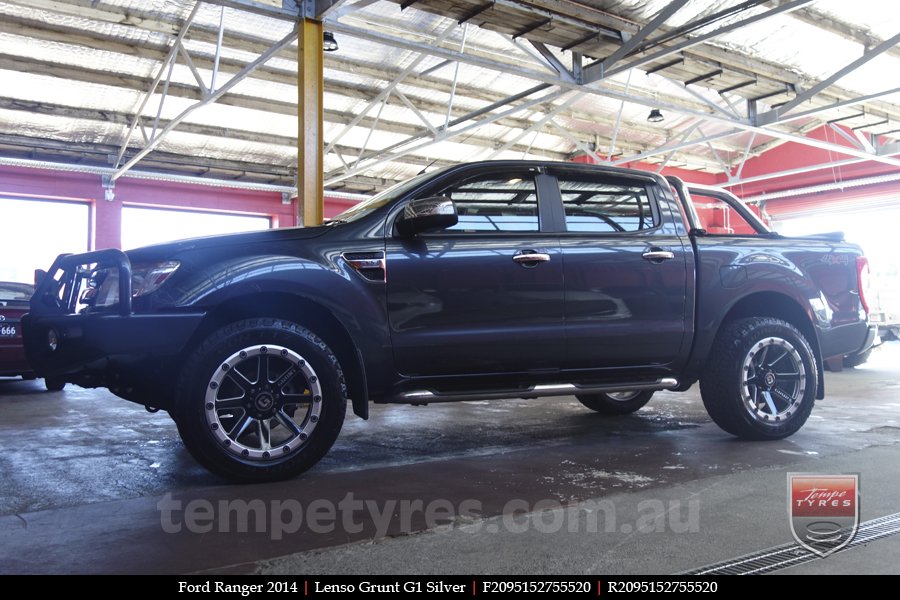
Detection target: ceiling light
<box><xmin>323</xmin><ymin>31</ymin><xmax>338</xmax><ymax>52</ymax></box>
<box><xmin>647</xmin><ymin>108</ymin><xmax>664</xmax><ymax>123</ymax></box>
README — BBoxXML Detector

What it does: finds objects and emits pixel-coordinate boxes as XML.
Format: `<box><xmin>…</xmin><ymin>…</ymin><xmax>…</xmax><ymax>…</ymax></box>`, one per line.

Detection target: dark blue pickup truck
<box><xmin>23</xmin><ymin>161</ymin><xmax>876</xmax><ymax>481</ymax></box>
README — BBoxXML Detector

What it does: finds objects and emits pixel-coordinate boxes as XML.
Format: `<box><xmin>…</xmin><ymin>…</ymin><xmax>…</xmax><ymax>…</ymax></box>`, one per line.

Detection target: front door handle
<box><xmin>642</xmin><ymin>249</ymin><xmax>675</xmax><ymax>262</ymax></box>
<box><xmin>513</xmin><ymin>251</ymin><xmax>551</xmax><ymax>267</ymax></box>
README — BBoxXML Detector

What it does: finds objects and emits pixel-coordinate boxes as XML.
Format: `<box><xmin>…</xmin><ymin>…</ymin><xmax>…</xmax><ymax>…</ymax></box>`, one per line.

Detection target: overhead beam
<box><xmin>632</xmin><ymin>0</ymin><xmax>769</xmax><ymax>54</ymax></box>
<box><xmin>315</xmin><ymin>0</ymin><xmax>355</xmax><ymax>19</ymax></box>
<box><xmin>14</xmin><ymin>0</ymin><xmax>900</xmax><ymax>124</ymax></box>
<box><xmin>0</xmin><ymin>15</ymin><xmax>742</xmax><ymax>150</ymax></box>
<box><xmin>0</xmin><ymin>130</ymin><xmax>454</xmax><ymax>194</ymax></box>
<box><xmin>827</xmin><ymin>123</ymin><xmax>873</xmax><ymax>153</ymax></box>
<box><xmin>583</xmin><ymin>0</ymin><xmax>813</xmax><ymax>83</ymax></box>
<box><xmin>597</xmin><ymin>0</ymin><xmax>689</xmax><ymax>75</ymax></box>
<box><xmin>490</xmin><ymin>0</ymin><xmax>622</xmax><ymax>40</ymax></box>
<box><xmin>775</xmin><ymin>86</ymin><xmax>900</xmax><ymax>124</ymax></box>
<box><xmin>113</xmin><ymin>2</ymin><xmax>201</xmax><ymax>169</ymax></box>
<box><xmin>0</xmin><ymin>97</ymin><xmax>298</xmax><ymax>149</ymax></box>
<box><xmin>330</xmin><ymin>20</ymin><xmax>900</xmax><ymax>170</ymax></box>
<box><xmin>348</xmin><ymin>8</ymin><xmax>900</xmax><ymax>120</ymax></box>
<box><xmin>759</xmin><ymin>30</ymin><xmax>900</xmax><ymax>122</ymax></box>
<box><xmin>528</xmin><ymin>41</ymin><xmax>576</xmax><ymax>82</ymax></box>
<box><xmin>5</xmin><ymin>2</ymin><xmax>892</xmax><ymax>188</ymax></box>
<box><xmin>324</xmin><ymin>87</ymin><xmax>572</xmax><ymax>185</ymax></box>
<box><xmin>324</xmin><ymin>21</ymin><xmax>728</xmax><ymax>122</ymax></box>
<box><xmin>611</xmin><ymin>128</ymin><xmax>736</xmax><ymax>167</ymax></box>
<box><xmin>0</xmin><ymin>58</ymin><xmax>578</xmax><ymax>161</ymax></box>
<box><xmin>16</xmin><ymin>0</ymin><xmax>897</xmax><ymax>129</ymax></box>
<box><xmin>112</xmin><ymin>26</ymin><xmax>300</xmax><ymax>180</ymax></box>
<box><xmin>0</xmin><ymin>132</ymin><xmax>296</xmax><ymax>180</ymax></box>
<box><xmin>325</xmin><ymin>22</ymin><xmax>457</xmax><ymax>155</ymax></box>
<box><xmin>791</xmin><ymin>7</ymin><xmax>900</xmax><ymax>63</ymax></box>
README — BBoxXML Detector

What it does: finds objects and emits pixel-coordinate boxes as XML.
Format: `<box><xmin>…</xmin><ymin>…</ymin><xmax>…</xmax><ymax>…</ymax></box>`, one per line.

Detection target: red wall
<box><xmin>724</xmin><ymin>125</ymin><xmax>899</xmax><ymax>198</ymax></box>
<box><xmin>720</xmin><ymin>125</ymin><xmax>900</xmax><ymax>218</ymax></box>
<box><xmin>573</xmin><ymin>125</ymin><xmax>900</xmax><ymax>219</ymax></box>
<box><xmin>324</xmin><ymin>196</ymin><xmax>360</xmax><ymax>218</ymax></box>
<box><xmin>0</xmin><ymin>166</ymin><xmax>360</xmax><ymax>250</ymax></box>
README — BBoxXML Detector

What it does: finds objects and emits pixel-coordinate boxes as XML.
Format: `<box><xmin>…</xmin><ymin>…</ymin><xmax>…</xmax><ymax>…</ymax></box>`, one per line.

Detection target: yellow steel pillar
<box><xmin>298</xmin><ymin>18</ymin><xmax>324</xmax><ymax>226</ymax></box>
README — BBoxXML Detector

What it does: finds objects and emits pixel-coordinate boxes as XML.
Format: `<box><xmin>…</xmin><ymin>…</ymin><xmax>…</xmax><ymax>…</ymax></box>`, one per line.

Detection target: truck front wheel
<box><xmin>175</xmin><ymin>318</ymin><xmax>347</xmax><ymax>482</ymax></box>
<box><xmin>576</xmin><ymin>391</ymin><xmax>654</xmax><ymax>415</ymax></box>
<box><xmin>700</xmin><ymin>317</ymin><xmax>817</xmax><ymax>439</ymax></box>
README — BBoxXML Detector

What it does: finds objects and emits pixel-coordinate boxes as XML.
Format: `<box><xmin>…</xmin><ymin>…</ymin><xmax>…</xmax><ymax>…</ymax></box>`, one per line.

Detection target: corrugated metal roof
<box><xmin>0</xmin><ymin>0</ymin><xmax>897</xmax><ymax>194</ymax></box>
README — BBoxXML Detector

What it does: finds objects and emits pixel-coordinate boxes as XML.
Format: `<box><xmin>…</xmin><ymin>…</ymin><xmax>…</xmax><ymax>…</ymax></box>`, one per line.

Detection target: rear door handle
<box><xmin>513</xmin><ymin>252</ymin><xmax>551</xmax><ymax>266</ymax></box>
<box><xmin>642</xmin><ymin>250</ymin><xmax>675</xmax><ymax>262</ymax></box>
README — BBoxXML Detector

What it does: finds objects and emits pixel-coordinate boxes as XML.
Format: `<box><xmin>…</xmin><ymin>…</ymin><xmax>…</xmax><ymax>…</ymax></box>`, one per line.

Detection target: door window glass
<box><xmin>431</xmin><ymin>173</ymin><xmax>539</xmax><ymax>233</ymax></box>
<box><xmin>556</xmin><ymin>175</ymin><xmax>655</xmax><ymax>233</ymax></box>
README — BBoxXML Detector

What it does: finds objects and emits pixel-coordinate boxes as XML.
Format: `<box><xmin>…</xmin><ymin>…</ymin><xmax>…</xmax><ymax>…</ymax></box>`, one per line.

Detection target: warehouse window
<box><xmin>121</xmin><ymin>206</ymin><xmax>271</xmax><ymax>249</ymax></box>
<box><xmin>0</xmin><ymin>197</ymin><xmax>90</xmax><ymax>283</ymax></box>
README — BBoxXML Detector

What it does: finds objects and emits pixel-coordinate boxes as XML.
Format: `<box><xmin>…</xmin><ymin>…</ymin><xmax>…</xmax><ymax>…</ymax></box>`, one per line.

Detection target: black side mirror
<box><xmin>396</xmin><ymin>196</ymin><xmax>458</xmax><ymax>237</ymax></box>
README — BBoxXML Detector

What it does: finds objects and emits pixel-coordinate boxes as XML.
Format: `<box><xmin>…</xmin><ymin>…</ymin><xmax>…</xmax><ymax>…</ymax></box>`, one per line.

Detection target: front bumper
<box><xmin>22</xmin><ymin>248</ymin><xmax>204</xmax><ymax>388</ymax></box>
<box><xmin>23</xmin><ymin>312</ymin><xmax>204</xmax><ymax>378</ymax></box>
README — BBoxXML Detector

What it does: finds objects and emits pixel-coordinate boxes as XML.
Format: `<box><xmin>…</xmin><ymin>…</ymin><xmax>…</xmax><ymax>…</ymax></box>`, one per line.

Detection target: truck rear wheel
<box><xmin>576</xmin><ymin>391</ymin><xmax>654</xmax><ymax>415</ymax></box>
<box><xmin>175</xmin><ymin>318</ymin><xmax>346</xmax><ymax>482</ymax></box>
<box><xmin>44</xmin><ymin>377</ymin><xmax>66</xmax><ymax>391</ymax></box>
<box><xmin>700</xmin><ymin>317</ymin><xmax>817</xmax><ymax>439</ymax></box>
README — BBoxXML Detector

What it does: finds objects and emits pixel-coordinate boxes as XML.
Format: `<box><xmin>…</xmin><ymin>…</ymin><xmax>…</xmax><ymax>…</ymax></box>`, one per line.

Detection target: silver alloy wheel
<box><xmin>741</xmin><ymin>336</ymin><xmax>806</xmax><ymax>424</ymax></box>
<box><xmin>607</xmin><ymin>391</ymin><xmax>642</xmax><ymax>402</ymax></box>
<box><xmin>204</xmin><ymin>344</ymin><xmax>322</xmax><ymax>461</ymax></box>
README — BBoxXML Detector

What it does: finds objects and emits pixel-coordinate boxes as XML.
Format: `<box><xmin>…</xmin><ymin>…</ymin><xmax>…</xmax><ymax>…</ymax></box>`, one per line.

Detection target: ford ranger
<box><xmin>22</xmin><ymin>161</ymin><xmax>876</xmax><ymax>481</ymax></box>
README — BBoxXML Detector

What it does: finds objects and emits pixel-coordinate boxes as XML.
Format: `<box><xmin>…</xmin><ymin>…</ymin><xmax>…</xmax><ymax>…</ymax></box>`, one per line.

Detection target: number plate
<box><xmin>0</xmin><ymin>324</ymin><xmax>17</xmax><ymax>337</ymax></box>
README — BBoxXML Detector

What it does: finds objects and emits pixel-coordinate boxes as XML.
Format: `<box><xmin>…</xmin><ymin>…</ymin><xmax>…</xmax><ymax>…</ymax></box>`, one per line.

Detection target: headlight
<box><xmin>131</xmin><ymin>260</ymin><xmax>180</xmax><ymax>298</ymax></box>
<box><xmin>87</xmin><ymin>260</ymin><xmax>180</xmax><ymax>308</ymax></box>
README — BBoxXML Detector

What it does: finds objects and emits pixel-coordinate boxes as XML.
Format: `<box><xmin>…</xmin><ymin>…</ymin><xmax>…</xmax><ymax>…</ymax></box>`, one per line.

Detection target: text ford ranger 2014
<box><xmin>23</xmin><ymin>161</ymin><xmax>876</xmax><ymax>482</ymax></box>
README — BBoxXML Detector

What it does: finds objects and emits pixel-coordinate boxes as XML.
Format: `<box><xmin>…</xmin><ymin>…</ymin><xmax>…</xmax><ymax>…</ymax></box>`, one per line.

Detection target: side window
<box><xmin>690</xmin><ymin>192</ymin><xmax>760</xmax><ymax>235</ymax></box>
<box><xmin>556</xmin><ymin>174</ymin><xmax>656</xmax><ymax>233</ymax></box>
<box><xmin>431</xmin><ymin>173</ymin><xmax>539</xmax><ymax>233</ymax></box>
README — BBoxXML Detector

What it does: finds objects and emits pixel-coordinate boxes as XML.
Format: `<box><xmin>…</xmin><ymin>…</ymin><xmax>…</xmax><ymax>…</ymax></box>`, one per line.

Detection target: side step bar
<box><xmin>389</xmin><ymin>378</ymin><xmax>678</xmax><ymax>404</ymax></box>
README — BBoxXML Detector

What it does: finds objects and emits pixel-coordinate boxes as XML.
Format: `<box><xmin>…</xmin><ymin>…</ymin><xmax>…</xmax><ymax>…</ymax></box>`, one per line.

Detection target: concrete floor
<box><xmin>1</xmin><ymin>343</ymin><xmax>899</xmax><ymax>575</ymax></box>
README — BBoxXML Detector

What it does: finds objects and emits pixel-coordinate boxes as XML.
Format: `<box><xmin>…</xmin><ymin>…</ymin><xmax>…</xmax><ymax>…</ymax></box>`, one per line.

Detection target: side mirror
<box><xmin>396</xmin><ymin>196</ymin><xmax>458</xmax><ymax>237</ymax></box>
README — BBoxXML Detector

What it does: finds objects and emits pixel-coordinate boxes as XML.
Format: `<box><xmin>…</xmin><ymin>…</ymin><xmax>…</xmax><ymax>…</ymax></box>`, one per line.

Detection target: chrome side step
<box><xmin>389</xmin><ymin>378</ymin><xmax>678</xmax><ymax>404</ymax></box>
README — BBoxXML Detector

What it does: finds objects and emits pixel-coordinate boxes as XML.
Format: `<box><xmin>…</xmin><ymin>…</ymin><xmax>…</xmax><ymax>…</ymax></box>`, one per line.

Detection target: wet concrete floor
<box><xmin>1</xmin><ymin>343</ymin><xmax>899</xmax><ymax>574</ymax></box>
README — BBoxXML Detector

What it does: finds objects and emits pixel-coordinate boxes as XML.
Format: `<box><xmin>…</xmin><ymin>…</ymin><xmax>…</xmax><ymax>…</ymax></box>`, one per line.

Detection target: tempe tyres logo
<box><xmin>788</xmin><ymin>473</ymin><xmax>859</xmax><ymax>557</ymax></box>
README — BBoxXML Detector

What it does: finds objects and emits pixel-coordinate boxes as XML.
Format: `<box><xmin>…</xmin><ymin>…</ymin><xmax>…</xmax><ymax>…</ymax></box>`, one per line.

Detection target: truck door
<box><xmin>385</xmin><ymin>167</ymin><xmax>565</xmax><ymax>377</ymax></box>
<box><xmin>549</xmin><ymin>168</ymin><xmax>689</xmax><ymax>369</ymax></box>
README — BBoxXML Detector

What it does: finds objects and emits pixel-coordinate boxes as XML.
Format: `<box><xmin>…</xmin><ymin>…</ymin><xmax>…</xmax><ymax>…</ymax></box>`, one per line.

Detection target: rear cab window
<box><xmin>689</xmin><ymin>191</ymin><xmax>768</xmax><ymax>235</ymax></box>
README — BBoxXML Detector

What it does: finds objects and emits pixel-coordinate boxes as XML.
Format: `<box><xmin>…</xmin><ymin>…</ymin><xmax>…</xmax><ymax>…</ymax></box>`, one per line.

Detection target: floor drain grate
<box><xmin>681</xmin><ymin>512</ymin><xmax>900</xmax><ymax>575</ymax></box>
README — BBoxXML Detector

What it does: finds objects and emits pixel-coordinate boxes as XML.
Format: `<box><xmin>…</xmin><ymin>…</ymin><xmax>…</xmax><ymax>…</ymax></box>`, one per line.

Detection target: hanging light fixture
<box><xmin>647</xmin><ymin>108</ymin><xmax>664</xmax><ymax>123</ymax></box>
<box><xmin>323</xmin><ymin>31</ymin><xmax>339</xmax><ymax>52</ymax></box>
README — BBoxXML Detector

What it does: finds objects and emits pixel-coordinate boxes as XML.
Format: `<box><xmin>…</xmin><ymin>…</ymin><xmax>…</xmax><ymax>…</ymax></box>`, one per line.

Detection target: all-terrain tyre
<box><xmin>700</xmin><ymin>317</ymin><xmax>817</xmax><ymax>439</ymax></box>
<box><xmin>174</xmin><ymin>318</ymin><xmax>346</xmax><ymax>482</ymax></box>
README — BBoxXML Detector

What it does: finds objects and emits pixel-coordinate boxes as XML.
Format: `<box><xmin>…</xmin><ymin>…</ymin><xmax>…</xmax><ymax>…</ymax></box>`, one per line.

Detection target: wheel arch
<box><xmin>715</xmin><ymin>291</ymin><xmax>824</xmax><ymax>399</ymax></box>
<box><xmin>182</xmin><ymin>292</ymin><xmax>369</xmax><ymax>419</ymax></box>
